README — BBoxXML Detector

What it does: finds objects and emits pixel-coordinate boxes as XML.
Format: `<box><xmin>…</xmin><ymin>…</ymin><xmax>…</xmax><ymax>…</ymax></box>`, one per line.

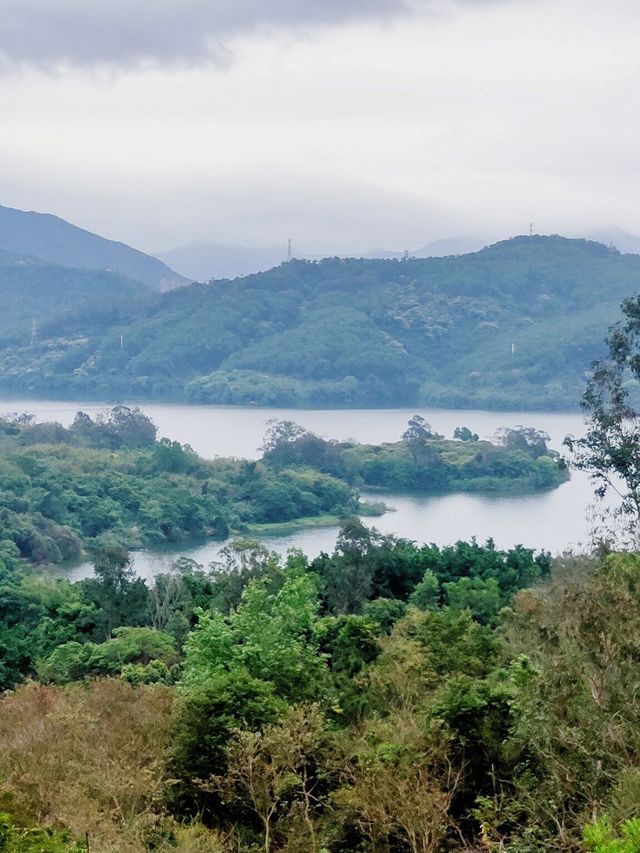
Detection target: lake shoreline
<box><xmin>0</xmin><ymin>392</ymin><xmax>582</xmax><ymax>415</ymax></box>
<box><xmin>2</xmin><ymin>399</ymin><xmax>596</xmax><ymax>568</ymax></box>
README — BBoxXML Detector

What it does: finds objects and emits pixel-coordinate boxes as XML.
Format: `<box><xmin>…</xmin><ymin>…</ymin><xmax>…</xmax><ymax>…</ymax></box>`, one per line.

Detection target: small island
<box><xmin>0</xmin><ymin>408</ymin><xmax>568</xmax><ymax>569</ymax></box>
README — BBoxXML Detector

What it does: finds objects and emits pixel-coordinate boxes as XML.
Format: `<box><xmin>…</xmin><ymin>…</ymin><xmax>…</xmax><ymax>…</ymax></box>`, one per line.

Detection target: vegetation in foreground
<box><xmin>0</xmin><ymin>521</ymin><xmax>639</xmax><ymax>852</ymax></box>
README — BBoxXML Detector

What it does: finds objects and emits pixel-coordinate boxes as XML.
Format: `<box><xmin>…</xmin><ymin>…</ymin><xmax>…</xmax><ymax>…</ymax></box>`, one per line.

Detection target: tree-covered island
<box><xmin>0</xmin><ymin>407</ymin><xmax>567</xmax><ymax>569</ymax></box>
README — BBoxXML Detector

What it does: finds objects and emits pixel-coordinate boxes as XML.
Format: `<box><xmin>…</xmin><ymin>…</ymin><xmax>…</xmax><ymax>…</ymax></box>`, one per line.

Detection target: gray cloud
<box><xmin>0</xmin><ymin>0</ymin><xmax>418</xmax><ymax>70</ymax></box>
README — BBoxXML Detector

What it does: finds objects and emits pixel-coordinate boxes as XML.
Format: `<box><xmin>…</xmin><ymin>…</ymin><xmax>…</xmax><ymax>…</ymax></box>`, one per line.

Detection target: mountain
<box><xmin>412</xmin><ymin>235</ymin><xmax>493</xmax><ymax>257</ymax></box>
<box><xmin>352</xmin><ymin>236</ymin><xmax>492</xmax><ymax>261</ymax></box>
<box><xmin>587</xmin><ymin>228</ymin><xmax>640</xmax><ymax>255</ymax></box>
<box><xmin>155</xmin><ymin>241</ymin><xmax>290</xmax><ymax>282</ymax></box>
<box><xmin>0</xmin><ymin>204</ymin><xmax>188</xmax><ymax>291</ymax></box>
<box><xmin>2</xmin><ymin>235</ymin><xmax>639</xmax><ymax>410</ymax></box>
<box><xmin>156</xmin><ymin>236</ymin><xmax>493</xmax><ymax>280</ymax></box>
<box><xmin>0</xmin><ymin>249</ymin><xmax>148</xmax><ymax>348</ymax></box>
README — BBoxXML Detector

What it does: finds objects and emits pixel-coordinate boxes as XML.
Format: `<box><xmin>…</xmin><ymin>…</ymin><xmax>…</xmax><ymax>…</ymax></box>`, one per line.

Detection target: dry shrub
<box><xmin>0</xmin><ymin>679</ymin><xmax>180</xmax><ymax>852</ymax></box>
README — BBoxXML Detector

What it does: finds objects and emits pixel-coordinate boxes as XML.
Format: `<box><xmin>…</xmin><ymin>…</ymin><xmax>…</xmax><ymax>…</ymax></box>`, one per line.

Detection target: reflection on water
<box><xmin>0</xmin><ymin>399</ymin><xmax>600</xmax><ymax>581</ymax></box>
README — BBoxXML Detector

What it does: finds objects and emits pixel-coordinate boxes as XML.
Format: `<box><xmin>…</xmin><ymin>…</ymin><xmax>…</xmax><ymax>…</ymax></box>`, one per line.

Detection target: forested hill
<box><xmin>2</xmin><ymin>235</ymin><xmax>639</xmax><ymax>409</ymax></box>
<box><xmin>0</xmin><ymin>204</ymin><xmax>187</xmax><ymax>291</ymax></box>
<box><xmin>0</xmin><ymin>249</ymin><xmax>148</xmax><ymax>347</ymax></box>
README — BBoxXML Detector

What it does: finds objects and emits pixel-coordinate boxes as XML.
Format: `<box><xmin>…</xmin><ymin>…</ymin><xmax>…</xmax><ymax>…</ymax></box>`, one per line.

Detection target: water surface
<box><xmin>0</xmin><ymin>399</ymin><xmax>597</xmax><ymax>580</ymax></box>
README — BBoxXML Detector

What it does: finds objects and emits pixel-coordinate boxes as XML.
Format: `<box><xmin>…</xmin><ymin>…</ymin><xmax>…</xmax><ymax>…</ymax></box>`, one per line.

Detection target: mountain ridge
<box><xmin>1</xmin><ymin>234</ymin><xmax>638</xmax><ymax>410</ymax></box>
<box><xmin>0</xmin><ymin>204</ymin><xmax>188</xmax><ymax>291</ymax></box>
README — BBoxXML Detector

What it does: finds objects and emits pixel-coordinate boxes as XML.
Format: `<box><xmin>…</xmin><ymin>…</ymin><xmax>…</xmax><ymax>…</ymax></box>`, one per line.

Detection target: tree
<box><xmin>453</xmin><ymin>426</ymin><xmax>479</xmax><ymax>442</ymax></box>
<box><xmin>69</xmin><ymin>406</ymin><xmax>157</xmax><ymax>448</ymax></box>
<box><xmin>182</xmin><ymin>567</ymin><xmax>327</xmax><ymax>702</ymax></box>
<box><xmin>333</xmin><ymin>715</ymin><xmax>459</xmax><ymax>853</ymax></box>
<box><xmin>208</xmin><ymin>705</ymin><xmax>331</xmax><ymax>853</ymax></box>
<box><xmin>147</xmin><ymin>573</ymin><xmax>191</xmax><ymax>637</ymax></box>
<box><xmin>99</xmin><ymin>405</ymin><xmax>157</xmax><ymax>448</ymax></box>
<box><xmin>409</xmin><ymin>569</ymin><xmax>440</xmax><ymax>611</ymax></box>
<box><xmin>82</xmin><ymin>538</ymin><xmax>148</xmax><ymax>638</ymax></box>
<box><xmin>564</xmin><ymin>303</ymin><xmax>640</xmax><ymax>545</ymax></box>
<box><xmin>314</xmin><ymin>520</ymin><xmax>376</xmax><ymax>614</ymax></box>
<box><xmin>261</xmin><ymin>419</ymin><xmax>307</xmax><ymax>462</ymax></box>
<box><xmin>402</xmin><ymin>415</ymin><xmax>434</xmax><ymax>464</ymax></box>
<box><xmin>495</xmin><ymin>426</ymin><xmax>550</xmax><ymax>458</ymax></box>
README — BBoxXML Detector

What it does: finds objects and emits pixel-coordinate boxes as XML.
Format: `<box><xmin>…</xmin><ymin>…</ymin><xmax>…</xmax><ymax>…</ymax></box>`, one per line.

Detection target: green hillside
<box><xmin>2</xmin><ymin>235</ymin><xmax>638</xmax><ymax>409</ymax></box>
<box><xmin>0</xmin><ymin>250</ymin><xmax>148</xmax><ymax>346</ymax></box>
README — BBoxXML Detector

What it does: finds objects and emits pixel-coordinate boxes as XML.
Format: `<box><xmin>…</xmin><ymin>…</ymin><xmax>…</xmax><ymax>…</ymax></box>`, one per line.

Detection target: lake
<box><xmin>0</xmin><ymin>399</ymin><xmax>599</xmax><ymax>580</ymax></box>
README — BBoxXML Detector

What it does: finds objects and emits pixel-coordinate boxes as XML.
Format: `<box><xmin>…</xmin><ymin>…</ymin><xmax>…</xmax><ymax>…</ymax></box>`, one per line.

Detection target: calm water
<box><xmin>0</xmin><ymin>399</ymin><xmax>598</xmax><ymax>580</ymax></box>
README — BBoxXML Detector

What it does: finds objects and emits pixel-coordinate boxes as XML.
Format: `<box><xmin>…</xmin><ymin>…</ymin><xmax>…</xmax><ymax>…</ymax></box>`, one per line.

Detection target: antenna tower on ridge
<box><xmin>529</xmin><ymin>222</ymin><xmax>534</xmax><ymax>237</ymax></box>
<box><xmin>287</xmin><ymin>239</ymin><xmax>292</xmax><ymax>261</ymax></box>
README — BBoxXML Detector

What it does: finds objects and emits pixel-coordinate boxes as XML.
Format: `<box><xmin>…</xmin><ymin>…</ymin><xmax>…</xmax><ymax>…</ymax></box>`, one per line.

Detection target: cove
<box><xmin>0</xmin><ymin>399</ymin><xmax>597</xmax><ymax>580</ymax></box>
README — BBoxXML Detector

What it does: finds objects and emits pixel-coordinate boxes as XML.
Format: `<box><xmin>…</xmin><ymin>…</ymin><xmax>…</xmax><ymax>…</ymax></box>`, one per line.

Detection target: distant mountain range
<box><xmin>4</xmin><ymin>199</ymin><xmax>640</xmax><ymax>289</ymax></box>
<box><xmin>156</xmin><ymin>236</ymin><xmax>494</xmax><ymax>282</ymax></box>
<box><xmin>156</xmin><ymin>231</ymin><xmax>640</xmax><ymax>283</ymax></box>
<box><xmin>155</xmin><ymin>241</ymin><xmax>290</xmax><ymax>282</ymax></box>
<box><xmin>3</xmin><ymin>235</ymin><xmax>640</xmax><ymax>411</ymax></box>
<box><xmin>0</xmin><ymin>204</ymin><xmax>187</xmax><ymax>291</ymax></box>
<box><xmin>586</xmin><ymin>228</ymin><xmax>640</xmax><ymax>255</ymax></box>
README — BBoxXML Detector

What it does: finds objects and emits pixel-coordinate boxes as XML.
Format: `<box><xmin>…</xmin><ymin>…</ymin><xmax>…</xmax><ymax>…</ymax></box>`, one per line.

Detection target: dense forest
<box><xmin>0</xmin><ymin>525</ymin><xmax>638</xmax><ymax>852</ymax></box>
<box><xmin>3</xmin><ymin>236</ymin><xmax>640</xmax><ymax>409</ymax></box>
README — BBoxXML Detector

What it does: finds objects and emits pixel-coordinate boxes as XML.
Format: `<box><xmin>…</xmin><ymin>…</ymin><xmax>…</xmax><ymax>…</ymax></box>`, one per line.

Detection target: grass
<box><xmin>241</xmin><ymin>501</ymin><xmax>387</xmax><ymax>537</ymax></box>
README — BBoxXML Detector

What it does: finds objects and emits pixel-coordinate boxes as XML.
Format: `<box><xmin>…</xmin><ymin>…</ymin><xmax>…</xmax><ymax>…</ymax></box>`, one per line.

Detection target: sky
<box><xmin>0</xmin><ymin>0</ymin><xmax>639</xmax><ymax>255</ymax></box>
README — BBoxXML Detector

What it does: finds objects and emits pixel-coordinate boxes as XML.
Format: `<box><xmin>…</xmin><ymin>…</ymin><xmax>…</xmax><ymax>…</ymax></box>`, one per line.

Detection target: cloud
<box><xmin>0</xmin><ymin>0</ymin><xmax>418</xmax><ymax>70</ymax></box>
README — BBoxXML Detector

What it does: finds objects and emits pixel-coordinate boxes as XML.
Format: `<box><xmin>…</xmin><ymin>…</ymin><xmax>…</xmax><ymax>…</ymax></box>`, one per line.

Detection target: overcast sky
<box><xmin>0</xmin><ymin>0</ymin><xmax>638</xmax><ymax>254</ymax></box>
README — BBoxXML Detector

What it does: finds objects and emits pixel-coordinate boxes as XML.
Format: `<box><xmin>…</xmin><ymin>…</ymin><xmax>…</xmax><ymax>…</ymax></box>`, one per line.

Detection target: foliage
<box><xmin>262</xmin><ymin>419</ymin><xmax>568</xmax><ymax>496</ymax></box>
<box><xmin>0</xmin><ymin>812</ymin><xmax>83</xmax><ymax>851</ymax></box>
<box><xmin>0</xmin><ymin>409</ymin><xmax>358</xmax><ymax>566</ymax></box>
<box><xmin>181</xmin><ymin>568</ymin><xmax>327</xmax><ymax>702</ymax></box>
<box><xmin>454</xmin><ymin>426</ymin><xmax>479</xmax><ymax>442</ymax></box>
<box><xmin>504</xmin><ymin>553</ymin><xmax>640</xmax><ymax>847</ymax></box>
<box><xmin>584</xmin><ymin>817</ymin><xmax>640</xmax><ymax>853</ymax></box>
<box><xmin>565</xmin><ymin>298</ymin><xmax>640</xmax><ymax>546</ymax></box>
<box><xmin>1</xmin><ymin>236</ymin><xmax>635</xmax><ymax>409</ymax></box>
<box><xmin>0</xmin><ymin>681</ymin><xmax>176</xmax><ymax>852</ymax></box>
<box><xmin>37</xmin><ymin>627</ymin><xmax>178</xmax><ymax>684</ymax></box>
<box><xmin>4</xmin><ymin>502</ymin><xmax>640</xmax><ymax>850</ymax></box>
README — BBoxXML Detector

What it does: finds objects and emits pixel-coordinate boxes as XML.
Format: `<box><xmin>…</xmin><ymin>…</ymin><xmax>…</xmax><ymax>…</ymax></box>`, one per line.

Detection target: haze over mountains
<box><xmin>3</xmin><ymin>201</ymin><xmax>640</xmax><ymax>287</ymax></box>
<box><xmin>158</xmin><ymin>230</ymin><xmax>640</xmax><ymax>282</ymax></box>
<box><xmin>0</xmin><ymin>205</ymin><xmax>187</xmax><ymax>291</ymax></box>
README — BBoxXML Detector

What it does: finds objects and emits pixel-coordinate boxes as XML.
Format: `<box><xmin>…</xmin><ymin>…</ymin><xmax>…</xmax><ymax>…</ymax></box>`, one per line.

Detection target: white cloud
<box><xmin>0</xmin><ymin>0</ymin><xmax>639</xmax><ymax>251</ymax></box>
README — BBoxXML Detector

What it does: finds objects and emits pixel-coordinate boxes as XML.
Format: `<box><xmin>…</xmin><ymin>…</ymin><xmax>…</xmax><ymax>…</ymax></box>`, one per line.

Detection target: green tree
<box><xmin>402</xmin><ymin>415</ymin><xmax>434</xmax><ymax>464</ymax></box>
<box><xmin>495</xmin><ymin>426</ymin><xmax>550</xmax><ymax>458</ymax></box>
<box><xmin>81</xmin><ymin>538</ymin><xmax>148</xmax><ymax>638</ymax></box>
<box><xmin>454</xmin><ymin>426</ymin><xmax>479</xmax><ymax>442</ymax></box>
<box><xmin>564</xmin><ymin>304</ymin><xmax>640</xmax><ymax>545</ymax></box>
<box><xmin>182</xmin><ymin>567</ymin><xmax>327</xmax><ymax>702</ymax></box>
<box><xmin>409</xmin><ymin>569</ymin><xmax>440</xmax><ymax>611</ymax></box>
